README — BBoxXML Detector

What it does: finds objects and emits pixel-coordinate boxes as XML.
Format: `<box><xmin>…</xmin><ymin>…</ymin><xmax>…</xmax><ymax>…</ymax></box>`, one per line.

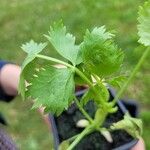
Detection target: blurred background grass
<box><xmin>0</xmin><ymin>0</ymin><xmax>149</xmax><ymax>149</ymax></box>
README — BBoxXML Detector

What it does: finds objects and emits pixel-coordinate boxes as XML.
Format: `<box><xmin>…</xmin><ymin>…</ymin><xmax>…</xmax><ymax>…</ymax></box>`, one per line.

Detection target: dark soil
<box><xmin>54</xmin><ymin>90</ymin><xmax>136</xmax><ymax>150</ymax></box>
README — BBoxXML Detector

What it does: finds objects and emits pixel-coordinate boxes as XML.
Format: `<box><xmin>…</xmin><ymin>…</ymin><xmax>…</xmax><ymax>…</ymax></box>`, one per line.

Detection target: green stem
<box><xmin>74</xmin><ymin>68</ymin><xmax>94</xmax><ymax>87</ymax></box>
<box><xmin>67</xmin><ymin>134</ymin><xmax>79</xmax><ymax>142</ymax></box>
<box><xmin>37</xmin><ymin>54</ymin><xmax>72</xmax><ymax>68</ymax></box>
<box><xmin>67</xmin><ymin>126</ymin><xmax>94</xmax><ymax>150</ymax></box>
<box><xmin>74</xmin><ymin>96</ymin><xmax>94</xmax><ymax>123</ymax></box>
<box><xmin>113</xmin><ymin>47</ymin><xmax>150</xmax><ymax>103</ymax></box>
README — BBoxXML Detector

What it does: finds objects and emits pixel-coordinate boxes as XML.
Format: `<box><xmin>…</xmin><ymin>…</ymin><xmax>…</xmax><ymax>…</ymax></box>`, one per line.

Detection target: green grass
<box><xmin>0</xmin><ymin>0</ymin><xmax>149</xmax><ymax>149</ymax></box>
<box><xmin>0</xmin><ymin>98</ymin><xmax>53</xmax><ymax>150</ymax></box>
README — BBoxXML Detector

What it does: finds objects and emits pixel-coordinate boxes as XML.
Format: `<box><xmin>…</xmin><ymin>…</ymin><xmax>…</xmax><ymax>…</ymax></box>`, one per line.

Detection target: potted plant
<box><xmin>19</xmin><ymin>1</ymin><xmax>150</xmax><ymax>149</ymax></box>
<box><xmin>50</xmin><ymin>88</ymin><xmax>139</xmax><ymax>150</ymax></box>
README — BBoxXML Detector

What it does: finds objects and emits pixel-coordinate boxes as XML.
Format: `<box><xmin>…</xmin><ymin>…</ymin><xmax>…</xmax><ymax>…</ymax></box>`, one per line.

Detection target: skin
<box><xmin>0</xmin><ymin>64</ymin><xmax>145</xmax><ymax>149</ymax></box>
<box><xmin>0</xmin><ymin>64</ymin><xmax>21</xmax><ymax>96</ymax></box>
<box><xmin>131</xmin><ymin>138</ymin><xmax>145</xmax><ymax>150</ymax></box>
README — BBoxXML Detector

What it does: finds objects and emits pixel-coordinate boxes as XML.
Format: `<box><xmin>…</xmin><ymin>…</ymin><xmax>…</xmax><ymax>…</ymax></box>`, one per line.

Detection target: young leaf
<box><xmin>81</xmin><ymin>26</ymin><xmax>124</xmax><ymax>76</ymax></box>
<box><xmin>138</xmin><ymin>0</ymin><xmax>150</xmax><ymax>46</ymax></box>
<box><xmin>26</xmin><ymin>66</ymin><xmax>75</xmax><ymax>116</ymax></box>
<box><xmin>110</xmin><ymin>113</ymin><xmax>143</xmax><ymax>138</ymax></box>
<box><xmin>19</xmin><ymin>40</ymin><xmax>47</xmax><ymax>99</ymax></box>
<box><xmin>21</xmin><ymin>40</ymin><xmax>47</xmax><ymax>72</ymax></box>
<box><xmin>81</xmin><ymin>83</ymin><xmax>109</xmax><ymax>106</ymax></box>
<box><xmin>45</xmin><ymin>21</ymin><xmax>82</xmax><ymax>65</ymax></box>
<box><xmin>106</xmin><ymin>75</ymin><xmax>127</xmax><ymax>88</ymax></box>
<box><xmin>88</xmin><ymin>26</ymin><xmax>114</xmax><ymax>40</ymax></box>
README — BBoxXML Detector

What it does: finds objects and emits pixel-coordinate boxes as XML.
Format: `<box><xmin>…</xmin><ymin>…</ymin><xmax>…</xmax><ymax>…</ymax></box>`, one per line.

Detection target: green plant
<box><xmin>19</xmin><ymin>1</ymin><xmax>150</xmax><ymax>149</ymax></box>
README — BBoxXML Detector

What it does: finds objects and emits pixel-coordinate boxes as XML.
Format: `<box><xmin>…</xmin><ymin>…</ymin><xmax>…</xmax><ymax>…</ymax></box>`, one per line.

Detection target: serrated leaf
<box><xmin>138</xmin><ymin>1</ymin><xmax>150</xmax><ymax>46</ymax></box>
<box><xmin>21</xmin><ymin>40</ymin><xmax>47</xmax><ymax>70</ymax></box>
<box><xmin>19</xmin><ymin>40</ymin><xmax>47</xmax><ymax>99</ymax></box>
<box><xmin>90</xmin><ymin>26</ymin><xmax>114</xmax><ymax>40</ymax></box>
<box><xmin>107</xmin><ymin>75</ymin><xmax>127</xmax><ymax>88</ymax></box>
<box><xmin>82</xmin><ymin>26</ymin><xmax>124</xmax><ymax>76</ymax></box>
<box><xmin>45</xmin><ymin>21</ymin><xmax>82</xmax><ymax>65</ymax></box>
<box><xmin>110</xmin><ymin>113</ymin><xmax>143</xmax><ymax>138</ymax></box>
<box><xmin>26</xmin><ymin>66</ymin><xmax>75</xmax><ymax>116</ymax></box>
<box><xmin>19</xmin><ymin>60</ymin><xmax>37</xmax><ymax>100</ymax></box>
<box><xmin>81</xmin><ymin>83</ymin><xmax>109</xmax><ymax>106</ymax></box>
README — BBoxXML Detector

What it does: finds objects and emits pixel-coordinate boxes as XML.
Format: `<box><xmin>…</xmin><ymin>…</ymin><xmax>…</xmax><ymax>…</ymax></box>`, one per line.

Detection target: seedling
<box><xmin>19</xmin><ymin>1</ymin><xmax>150</xmax><ymax>149</ymax></box>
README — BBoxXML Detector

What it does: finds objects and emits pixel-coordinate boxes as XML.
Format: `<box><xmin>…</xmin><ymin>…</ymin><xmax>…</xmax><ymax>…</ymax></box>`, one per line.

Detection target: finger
<box><xmin>131</xmin><ymin>138</ymin><xmax>145</xmax><ymax>150</ymax></box>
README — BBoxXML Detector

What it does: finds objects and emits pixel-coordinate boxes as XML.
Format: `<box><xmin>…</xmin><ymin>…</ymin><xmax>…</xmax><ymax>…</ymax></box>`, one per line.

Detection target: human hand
<box><xmin>131</xmin><ymin>138</ymin><xmax>145</xmax><ymax>150</ymax></box>
<box><xmin>0</xmin><ymin>64</ymin><xmax>21</xmax><ymax>96</ymax></box>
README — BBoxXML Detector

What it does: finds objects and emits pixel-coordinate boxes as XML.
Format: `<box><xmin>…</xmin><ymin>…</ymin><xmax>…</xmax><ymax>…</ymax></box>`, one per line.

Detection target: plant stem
<box><xmin>67</xmin><ymin>134</ymin><xmax>79</xmax><ymax>142</ymax></box>
<box><xmin>74</xmin><ymin>68</ymin><xmax>94</xmax><ymax>87</ymax></box>
<box><xmin>67</xmin><ymin>126</ymin><xmax>94</xmax><ymax>150</ymax></box>
<box><xmin>74</xmin><ymin>96</ymin><xmax>94</xmax><ymax>123</ymax></box>
<box><xmin>112</xmin><ymin>47</ymin><xmax>150</xmax><ymax>103</ymax></box>
<box><xmin>37</xmin><ymin>54</ymin><xmax>72</xmax><ymax>68</ymax></box>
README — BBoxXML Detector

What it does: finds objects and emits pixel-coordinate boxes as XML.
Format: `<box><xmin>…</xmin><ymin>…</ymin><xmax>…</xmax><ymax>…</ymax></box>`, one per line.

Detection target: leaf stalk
<box><xmin>66</xmin><ymin>125</ymin><xmax>94</xmax><ymax>150</ymax></box>
<box><xmin>74</xmin><ymin>96</ymin><xmax>94</xmax><ymax>123</ymax></box>
<box><xmin>112</xmin><ymin>47</ymin><xmax>150</xmax><ymax>103</ymax></box>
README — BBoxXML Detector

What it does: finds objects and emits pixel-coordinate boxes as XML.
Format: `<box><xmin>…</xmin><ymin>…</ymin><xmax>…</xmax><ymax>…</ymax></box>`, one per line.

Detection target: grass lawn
<box><xmin>0</xmin><ymin>0</ymin><xmax>149</xmax><ymax>149</ymax></box>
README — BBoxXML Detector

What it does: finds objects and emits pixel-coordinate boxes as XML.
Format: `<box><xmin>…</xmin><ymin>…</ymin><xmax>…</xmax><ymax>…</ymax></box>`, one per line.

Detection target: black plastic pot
<box><xmin>49</xmin><ymin>88</ymin><xmax>139</xmax><ymax>150</ymax></box>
